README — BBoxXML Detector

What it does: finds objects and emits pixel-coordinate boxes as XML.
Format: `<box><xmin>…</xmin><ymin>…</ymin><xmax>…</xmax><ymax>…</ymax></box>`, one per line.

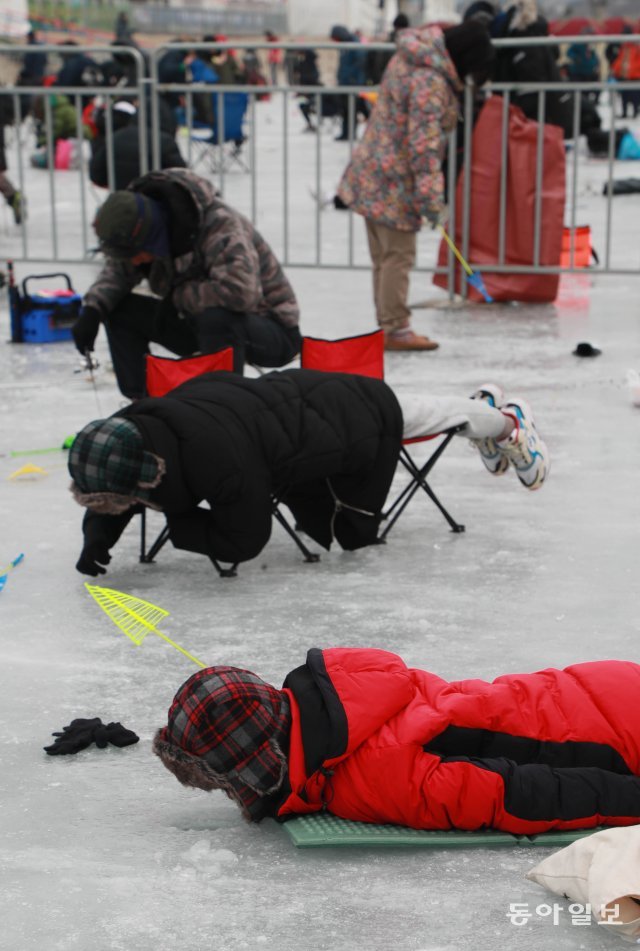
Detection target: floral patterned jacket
<box><xmin>337</xmin><ymin>26</ymin><xmax>461</xmax><ymax>233</ymax></box>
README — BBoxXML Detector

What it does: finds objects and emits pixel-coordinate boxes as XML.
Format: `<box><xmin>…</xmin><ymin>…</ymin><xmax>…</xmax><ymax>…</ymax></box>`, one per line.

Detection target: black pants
<box><xmin>337</xmin><ymin>94</ymin><xmax>370</xmax><ymax>140</ymax></box>
<box><xmin>299</xmin><ymin>93</ymin><xmax>340</xmax><ymax>130</ymax></box>
<box><xmin>103</xmin><ymin>293</ymin><xmax>302</xmax><ymax>399</ymax></box>
<box><xmin>621</xmin><ymin>90</ymin><xmax>640</xmax><ymax>118</ymax></box>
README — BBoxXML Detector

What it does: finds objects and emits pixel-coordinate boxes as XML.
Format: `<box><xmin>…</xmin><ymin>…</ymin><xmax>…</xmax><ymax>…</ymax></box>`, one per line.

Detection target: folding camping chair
<box><xmin>182</xmin><ymin>91</ymin><xmax>250</xmax><ymax>174</ymax></box>
<box><xmin>300</xmin><ymin>330</ymin><xmax>465</xmax><ymax>545</ymax></box>
<box><xmin>138</xmin><ymin>348</ymin><xmax>241</xmax><ymax>578</ymax></box>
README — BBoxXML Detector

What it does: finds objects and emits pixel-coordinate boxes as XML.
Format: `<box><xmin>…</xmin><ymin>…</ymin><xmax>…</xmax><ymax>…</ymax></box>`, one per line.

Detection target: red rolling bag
<box><xmin>434</xmin><ymin>97</ymin><xmax>566</xmax><ymax>303</ymax></box>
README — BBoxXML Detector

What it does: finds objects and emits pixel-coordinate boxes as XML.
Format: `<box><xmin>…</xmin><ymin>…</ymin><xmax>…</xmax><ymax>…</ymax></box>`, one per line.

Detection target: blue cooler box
<box><xmin>10</xmin><ymin>272</ymin><xmax>81</xmax><ymax>344</ymax></box>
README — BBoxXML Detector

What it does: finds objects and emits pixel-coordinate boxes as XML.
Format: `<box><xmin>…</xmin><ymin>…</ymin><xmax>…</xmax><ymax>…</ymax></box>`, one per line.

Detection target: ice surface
<box><xmin>1</xmin><ymin>95</ymin><xmax>640</xmax><ymax>951</ymax></box>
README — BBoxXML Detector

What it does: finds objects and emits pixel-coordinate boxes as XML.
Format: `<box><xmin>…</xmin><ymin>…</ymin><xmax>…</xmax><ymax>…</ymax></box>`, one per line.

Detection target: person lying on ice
<box><xmin>68</xmin><ymin>369</ymin><xmax>548</xmax><ymax>576</ymax></box>
<box><xmin>153</xmin><ymin>648</ymin><xmax>640</xmax><ymax>834</ymax></box>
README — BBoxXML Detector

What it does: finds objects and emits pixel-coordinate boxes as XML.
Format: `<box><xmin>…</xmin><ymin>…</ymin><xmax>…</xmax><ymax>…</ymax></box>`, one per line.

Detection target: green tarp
<box><xmin>283</xmin><ymin>814</ymin><xmax>600</xmax><ymax>849</ymax></box>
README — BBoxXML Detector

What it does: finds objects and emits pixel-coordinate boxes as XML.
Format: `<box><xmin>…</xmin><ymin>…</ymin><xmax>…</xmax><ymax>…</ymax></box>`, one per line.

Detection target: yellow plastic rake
<box><xmin>85</xmin><ymin>584</ymin><xmax>205</xmax><ymax>668</ymax></box>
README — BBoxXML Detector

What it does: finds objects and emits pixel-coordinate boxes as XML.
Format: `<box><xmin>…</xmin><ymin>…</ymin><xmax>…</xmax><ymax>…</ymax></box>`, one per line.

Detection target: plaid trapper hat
<box><xmin>68</xmin><ymin>417</ymin><xmax>165</xmax><ymax>513</ymax></box>
<box><xmin>153</xmin><ymin>666</ymin><xmax>290</xmax><ymax>821</ymax></box>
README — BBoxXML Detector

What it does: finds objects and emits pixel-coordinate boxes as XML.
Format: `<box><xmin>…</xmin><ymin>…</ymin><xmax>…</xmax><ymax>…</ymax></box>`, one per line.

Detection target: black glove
<box><xmin>423</xmin><ymin>207</ymin><xmax>445</xmax><ymax>230</ymax></box>
<box><xmin>44</xmin><ymin>718</ymin><xmax>139</xmax><ymax>755</ymax></box>
<box><xmin>76</xmin><ymin>541</ymin><xmax>111</xmax><ymax>576</ymax></box>
<box><xmin>102</xmin><ymin>722</ymin><xmax>140</xmax><ymax>748</ymax></box>
<box><xmin>71</xmin><ymin>305</ymin><xmax>101</xmax><ymax>355</ymax></box>
<box><xmin>44</xmin><ymin>717</ymin><xmax>103</xmax><ymax>755</ymax></box>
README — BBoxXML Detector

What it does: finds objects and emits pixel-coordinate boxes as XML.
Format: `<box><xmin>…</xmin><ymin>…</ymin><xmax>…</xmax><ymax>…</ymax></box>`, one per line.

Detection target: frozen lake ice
<box><xmin>1</xmin><ymin>92</ymin><xmax>640</xmax><ymax>951</ymax></box>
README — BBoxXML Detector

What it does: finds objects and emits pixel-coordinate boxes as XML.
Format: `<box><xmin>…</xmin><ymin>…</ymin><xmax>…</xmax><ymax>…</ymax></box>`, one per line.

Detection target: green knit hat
<box><xmin>68</xmin><ymin>417</ymin><xmax>165</xmax><ymax>514</ymax></box>
<box><xmin>93</xmin><ymin>192</ymin><xmax>156</xmax><ymax>258</ymax></box>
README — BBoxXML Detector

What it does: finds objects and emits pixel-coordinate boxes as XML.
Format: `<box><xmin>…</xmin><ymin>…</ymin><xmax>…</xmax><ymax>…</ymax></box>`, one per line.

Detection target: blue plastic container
<box><xmin>11</xmin><ymin>273</ymin><xmax>81</xmax><ymax>344</ymax></box>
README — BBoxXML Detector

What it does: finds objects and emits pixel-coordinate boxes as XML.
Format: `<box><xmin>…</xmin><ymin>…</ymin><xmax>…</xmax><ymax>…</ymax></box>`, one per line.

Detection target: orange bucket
<box><xmin>561</xmin><ymin>226</ymin><xmax>593</xmax><ymax>268</ymax></box>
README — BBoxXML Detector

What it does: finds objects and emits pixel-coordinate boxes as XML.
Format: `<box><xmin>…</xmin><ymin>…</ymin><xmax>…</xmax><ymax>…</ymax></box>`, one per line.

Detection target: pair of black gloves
<box><xmin>44</xmin><ymin>718</ymin><xmax>139</xmax><ymax>755</ymax></box>
<box><xmin>71</xmin><ymin>305</ymin><xmax>101</xmax><ymax>355</ymax></box>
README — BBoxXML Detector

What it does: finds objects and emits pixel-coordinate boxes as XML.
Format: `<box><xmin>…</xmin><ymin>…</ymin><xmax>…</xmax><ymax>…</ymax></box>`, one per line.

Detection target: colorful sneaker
<box><xmin>470</xmin><ymin>383</ymin><xmax>508</xmax><ymax>475</ymax></box>
<box><xmin>498</xmin><ymin>397</ymin><xmax>549</xmax><ymax>490</ymax></box>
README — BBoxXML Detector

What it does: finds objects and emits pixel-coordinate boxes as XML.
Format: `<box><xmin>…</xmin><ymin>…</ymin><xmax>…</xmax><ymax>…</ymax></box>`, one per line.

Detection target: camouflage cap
<box><xmin>93</xmin><ymin>191</ymin><xmax>157</xmax><ymax>258</ymax></box>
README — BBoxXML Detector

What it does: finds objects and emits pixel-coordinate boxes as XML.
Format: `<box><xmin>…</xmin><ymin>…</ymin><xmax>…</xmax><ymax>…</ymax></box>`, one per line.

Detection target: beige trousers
<box><xmin>365</xmin><ymin>218</ymin><xmax>417</xmax><ymax>333</ymax></box>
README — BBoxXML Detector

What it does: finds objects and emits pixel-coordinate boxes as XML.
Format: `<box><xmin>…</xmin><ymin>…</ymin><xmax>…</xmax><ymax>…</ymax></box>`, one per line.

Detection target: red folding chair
<box><xmin>301</xmin><ymin>329</ymin><xmax>384</xmax><ymax>379</ymax></box>
<box><xmin>145</xmin><ymin>349</ymin><xmax>234</xmax><ymax>397</ymax></box>
<box><xmin>301</xmin><ymin>331</ymin><xmax>465</xmax><ymax>541</ymax></box>
<box><xmin>139</xmin><ymin>349</ymin><xmax>239</xmax><ymax>577</ymax></box>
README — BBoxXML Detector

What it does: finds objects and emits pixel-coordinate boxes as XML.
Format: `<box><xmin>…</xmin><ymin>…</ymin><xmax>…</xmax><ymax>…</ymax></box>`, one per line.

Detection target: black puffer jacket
<box><xmin>81</xmin><ymin>369</ymin><xmax>403</xmax><ymax>564</ymax></box>
<box><xmin>89</xmin><ymin>123</ymin><xmax>186</xmax><ymax>191</ymax></box>
<box><xmin>492</xmin><ymin>12</ymin><xmax>573</xmax><ymax>137</ymax></box>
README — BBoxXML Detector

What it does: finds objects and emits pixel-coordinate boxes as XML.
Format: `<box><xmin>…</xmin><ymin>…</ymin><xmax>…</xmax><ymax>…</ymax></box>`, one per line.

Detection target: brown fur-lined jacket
<box><xmin>84</xmin><ymin>168</ymin><xmax>300</xmax><ymax>328</ymax></box>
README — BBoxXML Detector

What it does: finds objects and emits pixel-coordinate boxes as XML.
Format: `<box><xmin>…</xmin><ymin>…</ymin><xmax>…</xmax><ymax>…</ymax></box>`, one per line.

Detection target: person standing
<box><xmin>70</xmin><ymin>168</ymin><xmax>301</xmax><ymax>398</ymax></box>
<box><xmin>114</xmin><ymin>12</ymin><xmax>133</xmax><ymax>44</ymax></box>
<box><xmin>565</xmin><ymin>29</ymin><xmax>601</xmax><ymax>104</ymax></box>
<box><xmin>609</xmin><ymin>26</ymin><xmax>640</xmax><ymax>119</ymax></box>
<box><xmin>0</xmin><ymin>117</ymin><xmax>24</xmax><ymax>224</ymax></box>
<box><xmin>365</xmin><ymin>13</ymin><xmax>410</xmax><ymax>85</ymax></box>
<box><xmin>491</xmin><ymin>0</ymin><xmax>572</xmax><ymax>137</ymax></box>
<box><xmin>337</xmin><ymin>21</ymin><xmax>494</xmax><ymax>352</ymax></box>
<box><xmin>264</xmin><ymin>31</ymin><xmax>283</xmax><ymax>86</ymax></box>
<box><xmin>19</xmin><ymin>29</ymin><xmax>47</xmax><ymax>84</ymax></box>
<box><xmin>330</xmin><ymin>25</ymin><xmax>370</xmax><ymax>141</ymax></box>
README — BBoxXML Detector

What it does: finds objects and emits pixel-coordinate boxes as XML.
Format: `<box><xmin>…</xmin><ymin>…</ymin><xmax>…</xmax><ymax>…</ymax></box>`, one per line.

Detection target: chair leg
<box><xmin>139</xmin><ymin>508</ymin><xmax>170</xmax><ymax>562</ymax></box>
<box><xmin>379</xmin><ymin>433</ymin><xmax>465</xmax><ymax>540</ymax></box>
<box><xmin>211</xmin><ymin>560</ymin><xmax>238</xmax><ymax>578</ymax></box>
<box><xmin>140</xmin><ymin>524</ymin><xmax>171</xmax><ymax>563</ymax></box>
<box><xmin>139</xmin><ymin>507</ymin><xmax>147</xmax><ymax>562</ymax></box>
<box><xmin>273</xmin><ymin>506</ymin><xmax>320</xmax><ymax>563</ymax></box>
<box><xmin>140</xmin><ymin>509</ymin><xmax>238</xmax><ymax>576</ymax></box>
<box><xmin>400</xmin><ymin>457</ymin><xmax>465</xmax><ymax>534</ymax></box>
<box><xmin>140</xmin><ymin>507</ymin><xmax>173</xmax><ymax>563</ymax></box>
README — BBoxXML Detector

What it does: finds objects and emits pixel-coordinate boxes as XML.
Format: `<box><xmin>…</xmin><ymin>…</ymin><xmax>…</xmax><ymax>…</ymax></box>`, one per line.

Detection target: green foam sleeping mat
<box><xmin>282</xmin><ymin>814</ymin><xmax>601</xmax><ymax>849</ymax></box>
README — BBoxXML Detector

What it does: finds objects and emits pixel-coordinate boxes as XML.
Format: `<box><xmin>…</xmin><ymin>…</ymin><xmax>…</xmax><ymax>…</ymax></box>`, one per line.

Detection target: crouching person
<box><xmin>71</xmin><ymin>168</ymin><xmax>302</xmax><ymax>396</ymax></box>
<box><xmin>68</xmin><ymin>369</ymin><xmax>549</xmax><ymax>576</ymax></box>
<box><xmin>153</xmin><ymin>648</ymin><xmax>640</xmax><ymax>832</ymax></box>
<box><xmin>68</xmin><ymin>369</ymin><xmax>404</xmax><ymax>575</ymax></box>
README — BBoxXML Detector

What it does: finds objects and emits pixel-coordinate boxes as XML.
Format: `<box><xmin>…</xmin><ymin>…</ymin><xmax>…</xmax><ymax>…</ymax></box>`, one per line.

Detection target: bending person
<box><xmin>154</xmin><ymin>648</ymin><xmax>640</xmax><ymax>833</ymax></box>
<box><xmin>68</xmin><ymin>370</ymin><xmax>548</xmax><ymax>577</ymax></box>
<box><xmin>71</xmin><ymin>169</ymin><xmax>301</xmax><ymax>396</ymax></box>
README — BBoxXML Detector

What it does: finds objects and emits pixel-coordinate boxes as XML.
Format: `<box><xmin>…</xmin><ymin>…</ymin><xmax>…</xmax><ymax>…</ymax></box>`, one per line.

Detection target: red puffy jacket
<box><xmin>278</xmin><ymin>648</ymin><xmax>640</xmax><ymax>834</ymax></box>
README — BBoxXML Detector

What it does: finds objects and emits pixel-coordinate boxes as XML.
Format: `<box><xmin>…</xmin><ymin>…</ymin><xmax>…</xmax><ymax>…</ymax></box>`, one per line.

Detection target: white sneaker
<box><xmin>470</xmin><ymin>383</ymin><xmax>508</xmax><ymax>475</ymax></box>
<box><xmin>308</xmin><ymin>185</ymin><xmax>335</xmax><ymax>209</ymax></box>
<box><xmin>498</xmin><ymin>397</ymin><xmax>549</xmax><ymax>490</ymax></box>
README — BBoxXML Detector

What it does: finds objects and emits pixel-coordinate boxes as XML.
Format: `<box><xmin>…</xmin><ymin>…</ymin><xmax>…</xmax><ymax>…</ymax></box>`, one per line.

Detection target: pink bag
<box><xmin>54</xmin><ymin>138</ymin><xmax>80</xmax><ymax>170</ymax></box>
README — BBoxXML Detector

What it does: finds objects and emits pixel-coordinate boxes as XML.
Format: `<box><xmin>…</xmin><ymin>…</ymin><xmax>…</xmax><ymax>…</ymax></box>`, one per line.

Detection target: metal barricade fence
<box><xmin>0</xmin><ymin>43</ymin><xmax>148</xmax><ymax>262</ymax></box>
<box><xmin>1</xmin><ymin>37</ymin><xmax>639</xmax><ymax>292</ymax></box>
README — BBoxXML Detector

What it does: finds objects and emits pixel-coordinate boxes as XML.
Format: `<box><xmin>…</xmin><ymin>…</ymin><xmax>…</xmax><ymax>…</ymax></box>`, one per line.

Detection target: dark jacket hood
<box><xmin>331</xmin><ymin>25</ymin><xmax>354</xmax><ymax>42</ymax></box>
<box><xmin>128</xmin><ymin>168</ymin><xmax>219</xmax><ymax>257</ymax></box>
